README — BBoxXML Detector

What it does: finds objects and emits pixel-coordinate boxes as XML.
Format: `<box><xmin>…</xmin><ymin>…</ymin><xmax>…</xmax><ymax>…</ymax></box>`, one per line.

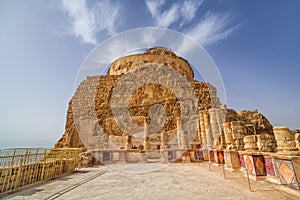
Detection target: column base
<box><xmin>118</xmin><ymin>151</ymin><xmax>126</xmax><ymax>163</ymax></box>
<box><xmin>160</xmin><ymin>150</ymin><xmax>169</xmax><ymax>163</ymax></box>
<box><xmin>182</xmin><ymin>150</ymin><xmax>191</xmax><ymax>163</ymax></box>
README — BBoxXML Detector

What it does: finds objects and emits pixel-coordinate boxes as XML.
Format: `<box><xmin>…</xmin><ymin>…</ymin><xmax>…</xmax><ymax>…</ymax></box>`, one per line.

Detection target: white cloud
<box><xmin>146</xmin><ymin>0</ymin><xmax>179</xmax><ymax>28</ymax></box>
<box><xmin>60</xmin><ymin>0</ymin><xmax>96</xmax><ymax>44</ymax></box>
<box><xmin>158</xmin><ymin>4</ymin><xmax>179</xmax><ymax>27</ymax></box>
<box><xmin>60</xmin><ymin>0</ymin><xmax>120</xmax><ymax>45</ymax></box>
<box><xmin>146</xmin><ymin>0</ymin><xmax>202</xmax><ymax>28</ymax></box>
<box><xmin>146</xmin><ymin>0</ymin><xmax>165</xmax><ymax>17</ymax></box>
<box><xmin>180</xmin><ymin>0</ymin><xmax>204</xmax><ymax>22</ymax></box>
<box><xmin>186</xmin><ymin>12</ymin><xmax>239</xmax><ymax>46</ymax></box>
<box><xmin>141</xmin><ymin>28</ymin><xmax>167</xmax><ymax>46</ymax></box>
<box><xmin>95</xmin><ymin>0</ymin><xmax>120</xmax><ymax>35</ymax></box>
<box><xmin>145</xmin><ymin>1</ymin><xmax>238</xmax><ymax>47</ymax></box>
<box><xmin>60</xmin><ymin>0</ymin><xmax>238</xmax><ymax>47</ymax></box>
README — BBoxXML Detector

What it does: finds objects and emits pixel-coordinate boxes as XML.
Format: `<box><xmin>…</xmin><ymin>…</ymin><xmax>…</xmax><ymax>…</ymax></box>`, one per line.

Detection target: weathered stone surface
<box><xmin>55</xmin><ymin>47</ymin><xmax>282</xmax><ymax>160</ymax></box>
<box><xmin>273</xmin><ymin>126</ymin><xmax>299</xmax><ymax>154</ymax></box>
<box><xmin>108</xmin><ymin>47</ymin><xmax>194</xmax><ymax>81</ymax></box>
<box><xmin>274</xmin><ymin>126</ymin><xmax>295</xmax><ymax>141</ymax></box>
<box><xmin>256</xmin><ymin>133</ymin><xmax>274</xmax><ymax>152</ymax></box>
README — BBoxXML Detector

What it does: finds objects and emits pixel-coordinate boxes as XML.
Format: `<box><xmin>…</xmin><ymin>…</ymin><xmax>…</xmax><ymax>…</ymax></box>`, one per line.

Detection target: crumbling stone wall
<box><xmin>55</xmin><ymin>48</ymin><xmax>276</xmax><ymax>153</ymax></box>
<box><xmin>108</xmin><ymin>48</ymin><xmax>194</xmax><ymax>81</ymax></box>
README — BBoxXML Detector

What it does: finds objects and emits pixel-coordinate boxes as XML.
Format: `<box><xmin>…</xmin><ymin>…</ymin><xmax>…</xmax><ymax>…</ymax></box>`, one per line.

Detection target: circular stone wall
<box><xmin>107</xmin><ymin>47</ymin><xmax>194</xmax><ymax>81</ymax></box>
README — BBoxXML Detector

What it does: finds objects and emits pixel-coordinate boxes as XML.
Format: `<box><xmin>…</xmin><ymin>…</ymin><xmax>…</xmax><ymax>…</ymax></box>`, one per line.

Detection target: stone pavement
<box><xmin>2</xmin><ymin>163</ymin><xmax>298</xmax><ymax>200</ymax></box>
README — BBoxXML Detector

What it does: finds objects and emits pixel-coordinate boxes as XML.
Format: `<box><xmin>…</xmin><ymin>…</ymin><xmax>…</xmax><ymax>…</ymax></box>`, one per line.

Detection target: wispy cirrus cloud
<box><xmin>145</xmin><ymin>0</ymin><xmax>203</xmax><ymax>28</ymax></box>
<box><xmin>180</xmin><ymin>0</ymin><xmax>204</xmax><ymax>22</ymax></box>
<box><xmin>60</xmin><ymin>0</ymin><xmax>121</xmax><ymax>45</ymax></box>
<box><xmin>60</xmin><ymin>0</ymin><xmax>96</xmax><ymax>44</ymax></box>
<box><xmin>60</xmin><ymin>0</ymin><xmax>239</xmax><ymax>47</ymax></box>
<box><xmin>186</xmin><ymin>12</ymin><xmax>240</xmax><ymax>46</ymax></box>
<box><xmin>145</xmin><ymin>0</ymin><xmax>239</xmax><ymax>47</ymax></box>
<box><xmin>95</xmin><ymin>0</ymin><xmax>120</xmax><ymax>35</ymax></box>
<box><xmin>146</xmin><ymin>0</ymin><xmax>179</xmax><ymax>28</ymax></box>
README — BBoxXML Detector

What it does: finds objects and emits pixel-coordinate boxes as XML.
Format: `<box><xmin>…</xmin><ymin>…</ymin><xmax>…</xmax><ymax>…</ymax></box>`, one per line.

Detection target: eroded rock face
<box><xmin>55</xmin><ymin>100</ymin><xmax>85</xmax><ymax>149</ymax></box>
<box><xmin>55</xmin><ymin>48</ymin><xmax>277</xmax><ymax>155</ymax></box>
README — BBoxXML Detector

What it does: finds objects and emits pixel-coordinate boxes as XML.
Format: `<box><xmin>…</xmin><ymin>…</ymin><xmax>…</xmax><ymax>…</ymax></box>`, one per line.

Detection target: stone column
<box><xmin>223</xmin><ymin>122</ymin><xmax>234</xmax><ymax>150</ymax></box>
<box><xmin>161</xmin><ymin>131</ymin><xmax>166</xmax><ymax>150</ymax></box>
<box><xmin>273</xmin><ymin>126</ymin><xmax>298</xmax><ymax>154</ymax></box>
<box><xmin>215</xmin><ymin>108</ymin><xmax>225</xmax><ymax>134</ymax></box>
<box><xmin>243</xmin><ymin>135</ymin><xmax>258</xmax><ymax>151</ymax></box>
<box><xmin>216</xmin><ymin>107</ymin><xmax>226</xmax><ymax>149</ymax></box>
<box><xmin>176</xmin><ymin>117</ymin><xmax>181</xmax><ymax>148</ymax></box>
<box><xmin>204</xmin><ymin>112</ymin><xmax>213</xmax><ymax>149</ymax></box>
<box><xmin>125</xmin><ymin>135</ymin><xmax>132</xmax><ymax>150</ymax></box>
<box><xmin>256</xmin><ymin>134</ymin><xmax>273</xmax><ymax>152</ymax></box>
<box><xmin>103</xmin><ymin>134</ymin><xmax>109</xmax><ymax>150</ymax></box>
<box><xmin>231</xmin><ymin>121</ymin><xmax>245</xmax><ymax>151</ymax></box>
<box><xmin>197</xmin><ymin>130</ymin><xmax>202</xmax><ymax>146</ymax></box>
<box><xmin>143</xmin><ymin>117</ymin><xmax>149</xmax><ymax>151</ymax></box>
<box><xmin>209</xmin><ymin>108</ymin><xmax>219</xmax><ymax>148</ymax></box>
<box><xmin>180</xmin><ymin>130</ymin><xmax>187</xmax><ymax>149</ymax></box>
<box><xmin>199</xmin><ymin>111</ymin><xmax>206</xmax><ymax>149</ymax></box>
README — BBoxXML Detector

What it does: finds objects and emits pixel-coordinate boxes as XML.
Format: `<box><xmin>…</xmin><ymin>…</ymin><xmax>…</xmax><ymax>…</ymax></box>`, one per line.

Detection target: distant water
<box><xmin>0</xmin><ymin>148</ymin><xmax>50</xmax><ymax>168</ymax></box>
<box><xmin>0</xmin><ymin>139</ymin><xmax>55</xmax><ymax>149</ymax></box>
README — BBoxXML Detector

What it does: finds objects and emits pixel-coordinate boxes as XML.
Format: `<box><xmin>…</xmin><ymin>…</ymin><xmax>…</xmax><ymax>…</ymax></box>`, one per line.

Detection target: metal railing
<box><xmin>0</xmin><ymin>148</ymin><xmax>81</xmax><ymax>196</ymax></box>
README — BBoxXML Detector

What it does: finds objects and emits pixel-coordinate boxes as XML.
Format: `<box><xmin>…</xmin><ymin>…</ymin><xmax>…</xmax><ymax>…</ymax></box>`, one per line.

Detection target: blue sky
<box><xmin>0</xmin><ymin>0</ymin><xmax>299</xmax><ymax>148</ymax></box>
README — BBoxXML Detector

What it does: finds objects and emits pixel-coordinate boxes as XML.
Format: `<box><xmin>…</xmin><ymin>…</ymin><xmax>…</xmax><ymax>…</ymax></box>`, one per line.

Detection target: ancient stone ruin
<box><xmin>55</xmin><ymin>47</ymin><xmax>300</xmax><ymax>195</ymax></box>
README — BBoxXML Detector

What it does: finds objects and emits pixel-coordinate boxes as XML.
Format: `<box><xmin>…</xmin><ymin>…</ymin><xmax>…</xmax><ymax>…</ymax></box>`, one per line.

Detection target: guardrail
<box><xmin>0</xmin><ymin>148</ymin><xmax>81</xmax><ymax>196</ymax></box>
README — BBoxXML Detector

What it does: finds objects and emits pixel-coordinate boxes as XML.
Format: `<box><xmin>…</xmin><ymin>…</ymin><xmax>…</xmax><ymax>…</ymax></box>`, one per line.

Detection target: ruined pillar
<box><xmin>125</xmin><ymin>135</ymin><xmax>132</xmax><ymax>150</ymax></box>
<box><xmin>180</xmin><ymin>130</ymin><xmax>188</xmax><ymax>149</ymax></box>
<box><xmin>197</xmin><ymin>130</ymin><xmax>202</xmax><ymax>146</ymax></box>
<box><xmin>216</xmin><ymin>107</ymin><xmax>226</xmax><ymax>149</ymax></box>
<box><xmin>199</xmin><ymin>111</ymin><xmax>206</xmax><ymax>149</ymax></box>
<box><xmin>176</xmin><ymin>117</ymin><xmax>181</xmax><ymax>148</ymax></box>
<box><xmin>160</xmin><ymin>131</ymin><xmax>166</xmax><ymax>150</ymax></box>
<box><xmin>204</xmin><ymin>112</ymin><xmax>213</xmax><ymax>149</ymax></box>
<box><xmin>143</xmin><ymin>117</ymin><xmax>149</xmax><ymax>151</ymax></box>
<box><xmin>223</xmin><ymin>122</ymin><xmax>234</xmax><ymax>150</ymax></box>
<box><xmin>231</xmin><ymin>121</ymin><xmax>245</xmax><ymax>151</ymax></box>
<box><xmin>273</xmin><ymin>126</ymin><xmax>298</xmax><ymax>154</ymax></box>
<box><xmin>243</xmin><ymin>135</ymin><xmax>258</xmax><ymax>151</ymax></box>
<box><xmin>103</xmin><ymin>134</ymin><xmax>109</xmax><ymax>150</ymax></box>
<box><xmin>215</xmin><ymin>108</ymin><xmax>224</xmax><ymax>134</ymax></box>
<box><xmin>160</xmin><ymin>130</ymin><xmax>168</xmax><ymax>162</ymax></box>
<box><xmin>209</xmin><ymin>108</ymin><xmax>219</xmax><ymax>148</ymax></box>
<box><xmin>256</xmin><ymin>134</ymin><xmax>274</xmax><ymax>152</ymax></box>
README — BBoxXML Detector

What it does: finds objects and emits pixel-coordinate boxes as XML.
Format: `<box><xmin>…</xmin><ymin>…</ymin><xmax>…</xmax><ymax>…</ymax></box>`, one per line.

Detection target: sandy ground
<box><xmin>2</xmin><ymin>163</ymin><xmax>298</xmax><ymax>200</ymax></box>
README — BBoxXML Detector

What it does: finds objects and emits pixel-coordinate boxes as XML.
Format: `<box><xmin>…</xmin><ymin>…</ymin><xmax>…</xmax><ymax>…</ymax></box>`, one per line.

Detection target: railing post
<box><xmin>208</xmin><ymin>149</ymin><xmax>211</xmax><ymax>171</ymax></box>
<box><xmin>245</xmin><ymin>168</ymin><xmax>252</xmax><ymax>192</ymax></box>
<box><xmin>222</xmin><ymin>162</ymin><xmax>225</xmax><ymax>178</ymax></box>
<box><xmin>76</xmin><ymin>149</ymin><xmax>81</xmax><ymax>170</ymax></box>
<box><xmin>0</xmin><ymin>147</ymin><xmax>82</xmax><ymax>196</ymax></box>
<box><xmin>59</xmin><ymin>149</ymin><xmax>64</xmax><ymax>175</ymax></box>
<box><xmin>8</xmin><ymin>149</ymin><xmax>17</xmax><ymax>192</ymax></box>
<box><xmin>14</xmin><ymin>149</ymin><xmax>27</xmax><ymax>190</ymax></box>
<box><xmin>40</xmin><ymin>149</ymin><xmax>47</xmax><ymax>181</ymax></box>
